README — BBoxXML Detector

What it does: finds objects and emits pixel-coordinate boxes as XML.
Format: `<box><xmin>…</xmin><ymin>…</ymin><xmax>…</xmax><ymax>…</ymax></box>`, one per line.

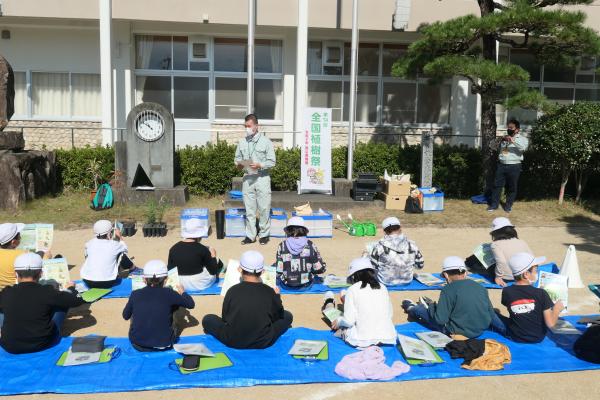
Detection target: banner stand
<box><xmin>299</xmin><ymin>108</ymin><xmax>332</xmax><ymax>194</ymax></box>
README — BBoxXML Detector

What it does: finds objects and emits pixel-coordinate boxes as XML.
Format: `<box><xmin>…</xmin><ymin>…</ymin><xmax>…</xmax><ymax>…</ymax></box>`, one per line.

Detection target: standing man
<box><xmin>235</xmin><ymin>114</ymin><xmax>276</xmax><ymax>245</ymax></box>
<box><xmin>488</xmin><ymin>119</ymin><xmax>528</xmax><ymax>213</ymax></box>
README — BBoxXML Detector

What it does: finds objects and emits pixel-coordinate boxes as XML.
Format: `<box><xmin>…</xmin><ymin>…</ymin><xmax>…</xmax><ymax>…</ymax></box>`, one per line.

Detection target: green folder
<box><xmin>81</xmin><ymin>288</ymin><xmax>112</xmax><ymax>303</ymax></box>
<box><xmin>175</xmin><ymin>352</ymin><xmax>233</xmax><ymax>374</ymax></box>
<box><xmin>397</xmin><ymin>344</ymin><xmax>444</xmax><ymax>365</ymax></box>
<box><xmin>293</xmin><ymin>342</ymin><xmax>329</xmax><ymax>361</ymax></box>
<box><xmin>56</xmin><ymin>348</ymin><xmax>115</xmax><ymax>366</ymax></box>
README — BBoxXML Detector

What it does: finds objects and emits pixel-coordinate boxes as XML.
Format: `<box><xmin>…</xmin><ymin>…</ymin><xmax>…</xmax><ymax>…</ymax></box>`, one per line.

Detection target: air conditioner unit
<box><xmin>323</xmin><ymin>41</ymin><xmax>343</xmax><ymax>67</ymax></box>
<box><xmin>188</xmin><ymin>36</ymin><xmax>210</xmax><ymax>62</ymax></box>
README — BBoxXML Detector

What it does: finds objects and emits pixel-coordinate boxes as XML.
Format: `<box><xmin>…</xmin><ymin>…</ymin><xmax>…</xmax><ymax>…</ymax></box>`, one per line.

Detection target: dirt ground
<box><xmin>14</xmin><ymin>223</ymin><xmax>600</xmax><ymax>399</ymax></box>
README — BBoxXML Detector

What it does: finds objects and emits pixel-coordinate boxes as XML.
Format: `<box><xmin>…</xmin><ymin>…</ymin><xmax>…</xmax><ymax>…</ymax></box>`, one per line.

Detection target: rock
<box><xmin>0</xmin><ymin>55</ymin><xmax>15</xmax><ymax>131</ymax></box>
<box><xmin>0</xmin><ymin>150</ymin><xmax>57</xmax><ymax>210</ymax></box>
<box><xmin>0</xmin><ymin>131</ymin><xmax>25</xmax><ymax>151</ymax></box>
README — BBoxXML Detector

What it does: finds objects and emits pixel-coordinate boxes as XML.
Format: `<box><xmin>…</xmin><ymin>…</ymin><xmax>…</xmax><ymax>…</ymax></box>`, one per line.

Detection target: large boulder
<box><xmin>0</xmin><ymin>55</ymin><xmax>15</xmax><ymax>131</ymax></box>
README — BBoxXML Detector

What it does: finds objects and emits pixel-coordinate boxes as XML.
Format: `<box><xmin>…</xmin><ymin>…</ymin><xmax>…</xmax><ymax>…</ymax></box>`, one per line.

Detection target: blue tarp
<box><xmin>0</xmin><ymin>315</ymin><xmax>597</xmax><ymax>395</ymax></box>
<box><xmin>77</xmin><ymin>264</ymin><xmax>557</xmax><ymax>299</ymax></box>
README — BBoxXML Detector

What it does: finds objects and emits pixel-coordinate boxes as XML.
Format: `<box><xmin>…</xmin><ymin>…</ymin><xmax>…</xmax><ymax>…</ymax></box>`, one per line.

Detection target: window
<box><xmin>343</xmin><ymin>81</ymin><xmax>378</xmax><ymax>123</ymax></box>
<box><xmin>136</xmin><ymin>35</ymin><xmax>172</xmax><ymax>70</ymax></box>
<box><xmin>136</xmin><ymin>76</ymin><xmax>171</xmax><ymax>111</ymax></box>
<box><xmin>14</xmin><ymin>72</ymin><xmax>27</xmax><ymax>116</ymax></box>
<box><xmin>510</xmin><ymin>50</ymin><xmax>541</xmax><ymax>81</ymax></box>
<box><xmin>307</xmin><ymin>80</ymin><xmax>343</xmax><ymax>121</ymax></box>
<box><xmin>72</xmin><ymin>73</ymin><xmax>101</xmax><ymax>117</ymax></box>
<box><xmin>382</xmin><ymin>44</ymin><xmax>407</xmax><ymax>76</ymax></box>
<box><xmin>174</xmin><ymin>77</ymin><xmax>209</xmax><ymax>119</ymax></box>
<box><xmin>31</xmin><ymin>72</ymin><xmax>69</xmax><ymax>117</ymax></box>
<box><xmin>255</xmin><ymin>40</ymin><xmax>283</xmax><ymax>73</ymax></box>
<box><xmin>308</xmin><ymin>41</ymin><xmax>323</xmax><ymax>74</ymax></box>
<box><xmin>172</xmin><ymin>36</ymin><xmax>189</xmax><ymax>71</ymax></box>
<box><xmin>417</xmin><ymin>83</ymin><xmax>451</xmax><ymax>124</ymax></box>
<box><xmin>255</xmin><ymin>79</ymin><xmax>282</xmax><ymax>120</ymax></box>
<box><xmin>215</xmin><ymin>77</ymin><xmax>247</xmax><ymax>119</ymax></box>
<box><xmin>214</xmin><ymin>38</ymin><xmax>247</xmax><ymax>72</ymax></box>
<box><xmin>575</xmin><ymin>88</ymin><xmax>600</xmax><ymax>101</ymax></box>
<box><xmin>344</xmin><ymin>43</ymin><xmax>379</xmax><ymax>76</ymax></box>
<box><xmin>544</xmin><ymin>65</ymin><xmax>575</xmax><ymax>84</ymax></box>
<box><xmin>544</xmin><ymin>87</ymin><xmax>574</xmax><ymax>105</ymax></box>
<box><xmin>382</xmin><ymin>82</ymin><xmax>416</xmax><ymax>124</ymax></box>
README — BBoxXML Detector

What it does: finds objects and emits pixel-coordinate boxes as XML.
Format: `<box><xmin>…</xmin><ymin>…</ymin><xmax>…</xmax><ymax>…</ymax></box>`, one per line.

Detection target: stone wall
<box><xmin>7</xmin><ymin>120</ymin><xmax>102</xmax><ymax>150</ymax></box>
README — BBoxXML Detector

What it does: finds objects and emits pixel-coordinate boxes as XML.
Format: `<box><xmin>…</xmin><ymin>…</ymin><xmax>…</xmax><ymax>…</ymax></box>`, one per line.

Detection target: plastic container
<box><xmin>419</xmin><ymin>187</ymin><xmax>444</xmax><ymax>212</ymax></box>
<box><xmin>292</xmin><ymin>210</ymin><xmax>333</xmax><ymax>238</ymax></box>
<box><xmin>270</xmin><ymin>208</ymin><xmax>288</xmax><ymax>238</ymax></box>
<box><xmin>180</xmin><ymin>208</ymin><xmax>210</xmax><ymax>237</ymax></box>
<box><xmin>225</xmin><ymin>208</ymin><xmax>246</xmax><ymax>237</ymax></box>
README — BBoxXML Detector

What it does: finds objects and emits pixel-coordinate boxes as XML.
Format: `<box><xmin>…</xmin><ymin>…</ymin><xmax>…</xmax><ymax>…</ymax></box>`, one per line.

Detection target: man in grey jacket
<box><xmin>488</xmin><ymin>119</ymin><xmax>528</xmax><ymax>213</ymax></box>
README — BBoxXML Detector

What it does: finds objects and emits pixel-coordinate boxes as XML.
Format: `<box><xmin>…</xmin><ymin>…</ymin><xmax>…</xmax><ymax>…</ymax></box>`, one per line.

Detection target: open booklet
<box><xmin>220</xmin><ymin>259</ymin><xmax>242</xmax><ymax>296</ymax></box>
<box><xmin>415</xmin><ymin>331</ymin><xmax>453</xmax><ymax>349</ymax></box>
<box><xmin>472</xmin><ymin>243</ymin><xmax>495</xmax><ymax>270</ymax></box>
<box><xmin>41</xmin><ymin>258</ymin><xmax>70</xmax><ymax>290</ymax></box>
<box><xmin>397</xmin><ymin>334</ymin><xmax>442</xmax><ymax>363</ymax></box>
<box><xmin>324</xmin><ymin>275</ymin><xmax>350</xmax><ymax>288</ymax></box>
<box><xmin>262</xmin><ymin>265</ymin><xmax>278</xmax><ymax>291</ymax></box>
<box><xmin>288</xmin><ymin>340</ymin><xmax>327</xmax><ymax>357</ymax></box>
<box><xmin>18</xmin><ymin>223</ymin><xmax>54</xmax><ymax>253</ymax></box>
<box><xmin>537</xmin><ymin>271</ymin><xmax>568</xmax><ymax>313</ymax></box>
<box><xmin>414</xmin><ymin>273</ymin><xmax>445</xmax><ymax>287</ymax></box>
<box><xmin>132</xmin><ymin>268</ymin><xmax>180</xmax><ymax>291</ymax></box>
<box><xmin>322</xmin><ymin>307</ymin><xmax>343</xmax><ymax>323</ymax></box>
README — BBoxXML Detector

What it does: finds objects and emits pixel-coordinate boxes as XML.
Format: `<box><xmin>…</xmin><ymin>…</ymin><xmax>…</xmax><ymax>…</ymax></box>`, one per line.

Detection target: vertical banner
<box><xmin>300</xmin><ymin>107</ymin><xmax>332</xmax><ymax>194</ymax></box>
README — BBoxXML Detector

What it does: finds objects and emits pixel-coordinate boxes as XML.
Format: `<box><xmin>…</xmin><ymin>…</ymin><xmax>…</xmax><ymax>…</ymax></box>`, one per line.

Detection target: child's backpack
<box><xmin>574</xmin><ymin>325</ymin><xmax>600</xmax><ymax>364</ymax></box>
<box><xmin>91</xmin><ymin>183</ymin><xmax>114</xmax><ymax>211</ymax></box>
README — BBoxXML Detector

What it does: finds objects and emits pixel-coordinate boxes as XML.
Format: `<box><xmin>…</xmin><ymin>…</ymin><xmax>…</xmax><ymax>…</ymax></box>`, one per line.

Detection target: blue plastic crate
<box><xmin>225</xmin><ymin>208</ymin><xmax>246</xmax><ymax>237</ymax></box>
<box><xmin>180</xmin><ymin>208</ymin><xmax>209</xmax><ymax>237</ymax></box>
<box><xmin>419</xmin><ymin>187</ymin><xmax>444</xmax><ymax>212</ymax></box>
<box><xmin>291</xmin><ymin>210</ymin><xmax>333</xmax><ymax>238</ymax></box>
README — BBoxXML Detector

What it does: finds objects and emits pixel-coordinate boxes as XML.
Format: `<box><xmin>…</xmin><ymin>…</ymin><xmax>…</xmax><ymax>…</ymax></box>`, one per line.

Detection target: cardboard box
<box><xmin>382</xmin><ymin>193</ymin><xmax>409</xmax><ymax>210</ymax></box>
<box><xmin>383</xmin><ymin>180</ymin><xmax>411</xmax><ymax>196</ymax></box>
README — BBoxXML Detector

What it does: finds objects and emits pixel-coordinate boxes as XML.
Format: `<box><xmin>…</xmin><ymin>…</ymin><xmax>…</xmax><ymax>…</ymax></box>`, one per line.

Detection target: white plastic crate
<box><xmin>419</xmin><ymin>187</ymin><xmax>444</xmax><ymax>212</ymax></box>
<box><xmin>180</xmin><ymin>208</ymin><xmax>209</xmax><ymax>237</ymax></box>
<box><xmin>292</xmin><ymin>210</ymin><xmax>333</xmax><ymax>238</ymax></box>
<box><xmin>270</xmin><ymin>208</ymin><xmax>288</xmax><ymax>238</ymax></box>
<box><xmin>225</xmin><ymin>208</ymin><xmax>246</xmax><ymax>237</ymax></box>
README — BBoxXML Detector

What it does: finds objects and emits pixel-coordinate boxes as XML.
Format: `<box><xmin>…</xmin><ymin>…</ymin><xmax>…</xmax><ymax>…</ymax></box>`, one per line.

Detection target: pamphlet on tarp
<box><xmin>288</xmin><ymin>340</ymin><xmax>327</xmax><ymax>356</ymax></box>
<box><xmin>324</xmin><ymin>275</ymin><xmax>350</xmax><ymax>288</ymax></box>
<box><xmin>397</xmin><ymin>334</ymin><xmax>439</xmax><ymax>362</ymax></box>
<box><xmin>63</xmin><ymin>351</ymin><xmax>102</xmax><ymax>366</ymax></box>
<box><xmin>415</xmin><ymin>331</ymin><xmax>453</xmax><ymax>349</ymax></box>
<box><xmin>220</xmin><ymin>259</ymin><xmax>242</xmax><ymax>296</ymax></box>
<box><xmin>473</xmin><ymin>243</ymin><xmax>495</xmax><ymax>270</ymax></box>
<box><xmin>173</xmin><ymin>343</ymin><xmax>215</xmax><ymax>357</ymax></box>
<box><xmin>18</xmin><ymin>224</ymin><xmax>54</xmax><ymax>253</ymax></box>
<box><xmin>42</xmin><ymin>258</ymin><xmax>70</xmax><ymax>290</ymax></box>
<box><xmin>537</xmin><ymin>271</ymin><xmax>568</xmax><ymax>313</ymax></box>
<box><xmin>414</xmin><ymin>273</ymin><xmax>445</xmax><ymax>287</ymax></box>
<box><xmin>262</xmin><ymin>266</ymin><xmax>277</xmax><ymax>290</ymax></box>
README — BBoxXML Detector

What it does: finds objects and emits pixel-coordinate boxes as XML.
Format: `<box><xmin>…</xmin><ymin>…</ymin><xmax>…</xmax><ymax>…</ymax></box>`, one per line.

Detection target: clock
<box><xmin>134</xmin><ymin>109</ymin><xmax>165</xmax><ymax>142</ymax></box>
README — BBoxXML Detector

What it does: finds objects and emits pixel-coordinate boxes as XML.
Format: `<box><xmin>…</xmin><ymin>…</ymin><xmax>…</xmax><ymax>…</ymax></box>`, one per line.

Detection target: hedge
<box><xmin>54</xmin><ymin>143</ymin><xmax>600</xmax><ymax>200</ymax></box>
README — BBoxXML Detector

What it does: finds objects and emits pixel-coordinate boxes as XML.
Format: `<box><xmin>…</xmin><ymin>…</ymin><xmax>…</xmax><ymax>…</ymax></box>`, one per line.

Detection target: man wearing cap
<box><xmin>497</xmin><ymin>252</ymin><xmax>563</xmax><ymax>343</ymax></box>
<box><xmin>402</xmin><ymin>256</ymin><xmax>497</xmax><ymax>338</ymax></box>
<box><xmin>168</xmin><ymin>218</ymin><xmax>220</xmax><ymax>292</ymax></box>
<box><xmin>80</xmin><ymin>220</ymin><xmax>134</xmax><ymax>289</ymax></box>
<box><xmin>370</xmin><ymin>216</ymin><xmax>424</xmax><ymax>286</ymax></box>
<box><xmin>489</xmin><ymin>217</ymin><xmax>533</xmax><ymax>287</ymax></box>
<box><xmin>274</xmin><ymin>216</ymin><xmax>326</xmax><ymax>289</ymax></box>
<box><xmin>0</xmin><ymin>223</ymin><xmax>27</xmax><ymax>290</ymax></box>
<box><xmin>202</xmin><ymin>250</ymin><xmax>293</xmax><ymax>349</ymax></box>
<box><xmin>0</xmin><ymin>253</ymin><xmax>84</xmax><ymax>354</ymax></box>
<box><xmin>235</xmin><ymin>114</ymin><xmax>276</xmax><ymax>246</ymax></box>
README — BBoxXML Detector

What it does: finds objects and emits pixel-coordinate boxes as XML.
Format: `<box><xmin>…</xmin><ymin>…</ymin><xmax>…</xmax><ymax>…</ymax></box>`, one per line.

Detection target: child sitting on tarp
<box><xmin>490</xmin><ymin>217</ymin><xmax>533</xmax><ymax>287</ymax></box>
<box><xmin>80</xmin><ymin>220</ymin><xmax>135</xmax><ymax>289</ymax></box>
<box><xmin>493</xmin><ymin>252</ymin><xmax>563</xmax><ymax>343</ymax></box>
<box><xmin>168</xmin><ymin>218</ymin><xmax>220</xmax><ymax>291</ymax></box>
<box><xmin>122</xmin><ymin>260</ymin><xmax>195</xmax><ymax>352</ymax></box>
<box><xmin>402</xmin><ymin>256</ymin><xmax>497</xmax><ymax>338</ymax></box>
<box><xmin>0</xmin><ymin>253</ymin><xmax>84</xmax><ymax>354</ymax></box>
<box><xmin>202</xmin><ymin>250</ymin><xmax>293</xmax><ymax>349</ymax></box>
<box><xmin>322</xmin><ymin>257</ymin><xmax>396</xmax><ymax>347</ymax></box>
<box><xmin>369</xmin><ymin>217</ymin><xmax>424</xmax><ymax>286</ymax></box>
<box><xmin>274</xmin><ymin>216</ymin><xmax>326</xmax><ymax>290</ymax></box>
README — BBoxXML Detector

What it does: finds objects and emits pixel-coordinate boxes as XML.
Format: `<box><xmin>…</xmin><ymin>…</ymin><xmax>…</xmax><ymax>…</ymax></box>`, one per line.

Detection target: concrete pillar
<box><xmin>99</xmin><ymin>0</ymin><xmax>113</xmax><ymax>145</ymax></box>
<box><xmin>247</xmin><ymin>0</ymin><xmax>255</xmax><ymax>114</ymax></box>
<box><xmin>421</xmin><ymin>131</ymin><xmax>433</xmax><ymax>188</ymax></box>
<box><xmin>294</xmin><ymin>0</ymin><xmax>308</xmax><ymax>147</ymax></box>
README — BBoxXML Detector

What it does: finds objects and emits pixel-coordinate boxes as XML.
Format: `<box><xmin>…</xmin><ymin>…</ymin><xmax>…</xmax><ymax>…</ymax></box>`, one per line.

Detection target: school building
<box><xmin>1</xmin><ymin>0</ymin><xmax>599</xmax><ymax>149</ymax></box>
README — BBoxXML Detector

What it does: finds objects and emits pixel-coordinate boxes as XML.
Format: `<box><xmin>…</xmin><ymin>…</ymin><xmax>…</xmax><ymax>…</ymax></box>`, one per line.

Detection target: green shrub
<box><xmin>55</xmin><ymin>146</ymin><xmax>115</xmax><ymax>190</ymax></box>
<box><xmin>270</xmin><ymin>148</ymin><xmax>301</xmax><ymax>191</ymax></box>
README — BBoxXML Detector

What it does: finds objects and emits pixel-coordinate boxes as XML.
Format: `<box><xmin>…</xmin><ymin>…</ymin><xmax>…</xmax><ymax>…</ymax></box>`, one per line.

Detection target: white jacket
<box><xmin>338</xmin><ymin>282</ymin><xmax>397</xmax><ymax>347</ymax></box>
<box><xmin>80</xmin><ymin>238</ymin><xmax>128</xmax><ymax>282</ymax></box>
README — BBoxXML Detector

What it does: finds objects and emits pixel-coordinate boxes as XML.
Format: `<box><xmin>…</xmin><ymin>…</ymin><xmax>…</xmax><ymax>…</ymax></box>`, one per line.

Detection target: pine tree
<box><xmin>393</xmin><ymin>0</ymin><xmax>600</xmax><ymax>194</ymax></box>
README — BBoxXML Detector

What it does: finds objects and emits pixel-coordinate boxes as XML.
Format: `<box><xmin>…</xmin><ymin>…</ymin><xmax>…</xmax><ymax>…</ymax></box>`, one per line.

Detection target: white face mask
<box><xmin>245</xmin><ymin>127</ymin><xmax>255</xmax><ymax>137</ymax></box>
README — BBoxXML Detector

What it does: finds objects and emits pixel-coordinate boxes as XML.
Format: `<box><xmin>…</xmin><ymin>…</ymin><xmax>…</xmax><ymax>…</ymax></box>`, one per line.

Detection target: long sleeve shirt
<box><xmin>498</xmin><ymin>134</ymin><xmax>528</xmax><ymax>164</ymax></box>
<box><xmin>234</xmin><ymin>133</ymin><xmax>276</xmax><ymax>175</ymax></box>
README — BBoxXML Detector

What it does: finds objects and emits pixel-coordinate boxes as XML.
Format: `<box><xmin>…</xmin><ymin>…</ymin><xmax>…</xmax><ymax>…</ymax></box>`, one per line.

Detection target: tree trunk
<box><xmin>574</xmin><ymin>168</ymin><xmax>588</xmax><ymax>203</ymax></box>
<box><xmin>479</xmin><ymin>0</ymin><xmax>498</xmax><ymax>196</ymax></box>
<box><xmin>558</xmin><ymin>167</ymin><xmax>570</xmax><ymax>205</ymax></box>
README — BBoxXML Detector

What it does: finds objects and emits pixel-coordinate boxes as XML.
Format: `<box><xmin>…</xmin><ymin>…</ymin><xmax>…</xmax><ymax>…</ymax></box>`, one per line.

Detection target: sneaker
<box><xmin>241</xmin><ymin>237</ymin><xmax>256</xmax><ymax>245</ymax></box>
<box><xmin>401</xmin><ymin>299</ymin><xmax>417</xmax><ymax>313</ymax></box>
<box><xmin>502</xmin><ymin>204</ymin><xmax>512</xmax><ymax>213</ymax></box>
<box><xmin>259</xmin><ymin>236</ymin><xmax>270</xmax><ymax>245</ymax></box>
<box><xmin>486</xmin><ymin>207</ymin><xmax>497</xmax><ymax>212</ymax></box>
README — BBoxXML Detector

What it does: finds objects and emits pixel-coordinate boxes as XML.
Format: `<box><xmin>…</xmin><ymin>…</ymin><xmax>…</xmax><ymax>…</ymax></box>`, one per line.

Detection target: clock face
<box><xmin>135</xmin><ymin>110</ymin><xmax>165</xmax><ymax>142</ymax></box>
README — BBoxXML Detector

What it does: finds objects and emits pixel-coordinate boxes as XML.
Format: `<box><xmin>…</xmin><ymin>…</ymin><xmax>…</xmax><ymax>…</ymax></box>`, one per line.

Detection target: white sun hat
<box><xmin>441</xmin><ymin>256</ymin><xmax>467</xmax><ymax>272</ymax></box>
<box><xmin>347</xmin><ymin>257</ymin><xmax>374</xmax><ymax>277</ymax></box>
<box><xmin>14</xmin><ymin>252</ymin><xmax>43</xmax><ymax>271</ymax></box>
<box><xmin>490</xmin><ymin>217</ymin><xmax>514</xmax><ymax>233</ymax></box>
<box><xmin>93</xmin><ymin>220</ymin><xmax>113</xmax><ymax>236</ymax></box>
<box><xmin>382</xmin><ymin>217</ymin><xmax>401</xmax><ymax>230</ymax></box>
<box><xmin>239</xmin><ymin>250</ymin><xmax>265</xmax><ymax>273</ymax></box>
<box><xmin>143</xmin><ymin>260</ymin><xmax>169</xmax><ymax>278</ymax></box>
<box><xmin>509</xmin><ymin>252</ymin><xmax>547</xmax><ymax>276</ymax></box>
<box><xmin>0</xmin><ymin>223</ymin><xmax>25</xmax><ymax>245</ymax></box>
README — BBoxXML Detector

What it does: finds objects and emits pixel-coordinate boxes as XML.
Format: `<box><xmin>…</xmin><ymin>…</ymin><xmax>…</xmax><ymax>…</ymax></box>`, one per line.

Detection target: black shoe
<box><xmin>259</xmin><ymin>237</ymin><xmax>270</xmax><ymax>245</ymax></box>
<box><xmin>502</xmin><ymin>204</ymin><xmax>512</xmax><ymax>213</ymax></box>
<box><xmin>241</xmin><ymin>237</ymin><xmax>256</xmax><ymax>245</ymax></box>
<box><xmin>486</xmin><ymin>207</ymin><xmax>498</xmax><ymax>212</ymax></box>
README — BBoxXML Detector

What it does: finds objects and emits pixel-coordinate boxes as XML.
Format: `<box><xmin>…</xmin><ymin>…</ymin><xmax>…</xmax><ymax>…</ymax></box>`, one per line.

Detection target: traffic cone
<box><xmin>559</xmin><ymin>245</ymin><xmax>584</xmax><ymax>288</ymax></box>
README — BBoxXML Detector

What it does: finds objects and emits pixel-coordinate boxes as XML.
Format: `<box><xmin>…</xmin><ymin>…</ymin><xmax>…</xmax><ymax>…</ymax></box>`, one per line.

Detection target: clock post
<box><xmin>114</xmin><ymin>102</ymin><xmax>188</xmax><ymax>206</ymax></box>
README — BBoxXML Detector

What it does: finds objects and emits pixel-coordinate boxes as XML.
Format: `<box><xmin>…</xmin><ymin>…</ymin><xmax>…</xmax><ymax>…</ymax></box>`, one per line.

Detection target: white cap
<box><xmin>14</xmin><ymin>252</ymin><xmax>43</xmax><ymax>271</ymax></box>
<box><xmin>347</xmin><ymin>257</ymin><xmax>374</xmax><ymax>277</ymax></box>
<box><xmin>286</xmin><ymin>216</ymin><xmax>307</xmax><ymax>229</ymax></box>
<box><xmin>239</xmin><ymin>250</ymin><xmax>265</xmax><ymax>273</ymax></box>
<box><xmin>143</xmin><ymin>260</ymin><xmax>168</xmax><ymax>278</ymax></box>
<box><xmin>382</xmin><ymin>217</ymin><xmax>401</xmax><ymax>230</ymax></box>
<box><xmin>508</xmin><ymin>252</ymin><xmax>547</xmax><ymax>276</ymax></box>
<box><xmin>490</xmin><ymin>217</ymin><xmax>513</xmax><ymax>233</ymax></box>
<box><xmin>442</xmin><ymin>256</ymin><xmax>467</xmax><ymax>272</ymax></box>
<box><xmin>181</xmin><ymin>218</ymin><xmax>205</xmax><ymax>239</ymax></box>
<box><xmin>0</xmin><ymin>223</ymin><xmax>25</xmax><ymax>245</ymax></box>
<box><xmin>93</xmin><ymin>220</ymin><xmax>113</xmax><ymax>236</ymax></box>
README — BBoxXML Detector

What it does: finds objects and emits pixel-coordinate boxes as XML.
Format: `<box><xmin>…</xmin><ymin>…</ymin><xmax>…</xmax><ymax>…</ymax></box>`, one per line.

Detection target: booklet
<box><xmin>414</xmin><ymin>273</ymin><xmax>445</xmax><ymax>287</ymax></box>
<box><xmin>550</xmin><ymin>319</ymin><xmax>581</xmax><ymax>335</ymax></box>
<box><xmin>397</xmin><ymin>334</ymin><xmax>440</xmax><ymax>363</ymax></box>
<box><xmin>41</xmin><ymin>258</ymin><xmax>70</xmax><ymax>290</ymax></box>
<box><xmin>322</xmin><ymin>307</ymin><xmax>343</xmax><ymax>323</ymax></box>
<box><xmin>467</xmin><ymin>275</ymin><xmax>489</xmax><ymax>285</ymax></box>
<box><xmin>537</xmin><ymin>271</ymin><xmax>568</xmax><ymax>312</ymax></box>
<box><xmin>220</xmin><ymin>259</ymin><xmax>242</xmax><ymax>296</ymax></box>
<box><xmin>81</xmin><ymin>288</ymin><xmax>112</xmax><ymax>303</ymax></box>
<box><xmin>415</xmin><ymin>331</ymin><xmax>453</xmax><ymax>349</ymax></box>
<box><xmin>473</xmin><ymin>243</ymin><xmax>495</xmax><ymax>270</ymax></box>
<box><xmin>175</xmin><ymin>352</ymin><xmax>233</xmax><ymax>374</ymax></box>
<box><xmin>288</xmin><ymin>340</ymin><xmax>327</xmax><ymax>357</ymax></box>
<box><xmin>173</xmin><ymin>343</ymin><xmax>215</xmax><ymax>357</ymax></box>
<box><xmin>56</xmin><ymin>348</ymin><xmax>115</xmax><ymax>367</ymax></box>
<box><xmin>18</xmin><ymin>224</ymin><xmax>54</xmax><ymax>253</ymax></box>
<box><xmin>132</xmin><ymin>268</ymin><xmax>180</xmax><ymax>291</ymax></box>
<box><xmin>324</xmin><ymin>275</ymin><xmax>350</xmax><ymax>288</ymax></box>
<box><xmin>262</xmin><ymin>265</ymin><xmax>277</xmax><ymax>290</ymax></box>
